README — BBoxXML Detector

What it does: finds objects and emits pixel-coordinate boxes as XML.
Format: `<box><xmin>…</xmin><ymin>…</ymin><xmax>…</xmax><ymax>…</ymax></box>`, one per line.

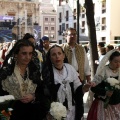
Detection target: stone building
<box><xmin>0</xmin><ymin>0</ymin><xmax>40</xmax><ymax>41</ymax></box>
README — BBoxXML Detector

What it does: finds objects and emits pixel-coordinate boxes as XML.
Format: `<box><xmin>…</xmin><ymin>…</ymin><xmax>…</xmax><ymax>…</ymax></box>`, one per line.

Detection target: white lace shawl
<box><xmin>53</xmin><ymin>63</ymin><xmax>82</xmax><ymax>110</ymax></box>
<box><xmin>2</xmin><ymin>65</ymin><xmax>37</xmax><ymax>99</ymax></box>
<box><xmin>93</xmin><ymin>66</ymin><xmax>120</xmax><ymax>84</ymax></box>
<box><xmin>93</xmin><ymin>49</ymin><xmax>120</xmax><ymax>84</ymax></box>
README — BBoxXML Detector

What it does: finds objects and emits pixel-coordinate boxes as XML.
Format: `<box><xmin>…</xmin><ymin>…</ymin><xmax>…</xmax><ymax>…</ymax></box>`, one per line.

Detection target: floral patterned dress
<box><xmin>87</xmin><ymin>66</ymin><xmax>120</xmax><ymax>120</ymax></box>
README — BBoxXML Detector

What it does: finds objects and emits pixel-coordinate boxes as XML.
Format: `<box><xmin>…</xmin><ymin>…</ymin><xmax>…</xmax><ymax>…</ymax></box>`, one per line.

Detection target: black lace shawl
<box><xmin>0</xmin><ymin>40</ymin><xmax>42</xmax><ymax>96</ymax></box>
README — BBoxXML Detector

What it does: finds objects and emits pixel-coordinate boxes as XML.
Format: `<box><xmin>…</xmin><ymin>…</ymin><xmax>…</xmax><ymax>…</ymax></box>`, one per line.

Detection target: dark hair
<box><xmin>106</xmin><ymin>44</ymin><xmax>114</xmax><ymax>50</ymax></box>
<box><xmin>23</xmin><ymin>33</ymin><xmax>35</xmax><ymax>40</ymax></box>
<box><xmin>98</xmin><ymin>42</ymin><xmax>105</xmax><ymax>47</ymax></box>
<box><xmin>109</xmin><ymin>51</ymin><xmax>120</xmax><ymax>61</ymax></box>
<box><xmin>47</xmin><ymin>44</ymin><xmax>68</xmax><ymax>64</ymax></box>
<box><xmin>0</xmin><ymin>39</ymin><xmax>41</xmax><ymax>84</ymax></box>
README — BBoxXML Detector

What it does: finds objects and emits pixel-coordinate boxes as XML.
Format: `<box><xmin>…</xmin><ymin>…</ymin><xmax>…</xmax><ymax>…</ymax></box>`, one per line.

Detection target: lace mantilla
<box><xmin>2</xmin><ymin>65</ymin><xmax>37</xmax><ymax>99</ymax></box>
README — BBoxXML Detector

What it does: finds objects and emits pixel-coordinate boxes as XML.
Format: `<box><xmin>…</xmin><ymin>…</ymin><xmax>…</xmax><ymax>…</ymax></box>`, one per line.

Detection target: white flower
<box><xmin>3</xmin><ymin>95</ymin><xmax>15</xmax><ymax>101</ymax></box>
<box><xmin>0</xmin><ymin>97</ymin><xmax>5</xmax><ymax>103</ymax></box>
<box><xmin>8</xmin><ymin>108</ymin><xmax>13</xmax><ymax>111</ymax></box>
<box><xmin>0</xmin><ymin>95</ymin><xmax>15</xmax><ymax>103</ymax></box>
<box><xmin>50</xmin><ymin>102</ymin><xmax>67</xmax><ymax>120</ymax></box>
<box><xmin>106</xmin><ymin>78</ymin><xmax>120</xmax><ymax>87</ymax></box>
<box><xmin>115</xmin><ymin>85</ymin><xmax>120</xmax><ymax>89</ymax></box>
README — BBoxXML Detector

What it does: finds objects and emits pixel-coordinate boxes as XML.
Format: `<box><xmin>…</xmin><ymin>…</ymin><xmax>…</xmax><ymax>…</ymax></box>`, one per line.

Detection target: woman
<box><xmin>23</xmin><ymin>33</ymin><xmax>43</xmax><ymax>72</ymax></box>
<box><xmin>42</xmin><ymin>45</ymin><xmax>93</xmax><ymax>120</ymax></box>
<box><xmin>87</xmin><ymin>50</ymin><xmax>120</xmax><ymax>120</ymax></box>
<box><xmin>0</xmin><ymin>39</ymin><xmax>47</xmax><ymax>120</ymax></box>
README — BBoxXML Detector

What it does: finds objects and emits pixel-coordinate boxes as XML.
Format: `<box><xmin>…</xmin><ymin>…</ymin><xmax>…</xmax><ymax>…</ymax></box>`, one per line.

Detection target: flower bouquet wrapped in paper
<box><xmin>49</xmin><ymin>102</ymin><xmax>67</xmax><ymax>120</ymax></box>
<box><xmin>0</xmin><ymin>95</ymin><xmax>15</xmax><ymax>120</ymax></box>
<box><xmin>104</xmin><ymin>78</ymin><xmax>120</xmax><ymax>108</ymax></box>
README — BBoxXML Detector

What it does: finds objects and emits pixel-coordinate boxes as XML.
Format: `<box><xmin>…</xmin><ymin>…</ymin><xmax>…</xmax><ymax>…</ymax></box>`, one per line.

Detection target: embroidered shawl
<box><xmin>2</xmin><ymin>65</ymin><xmax>37</xmax><ymax>99</ymax></box>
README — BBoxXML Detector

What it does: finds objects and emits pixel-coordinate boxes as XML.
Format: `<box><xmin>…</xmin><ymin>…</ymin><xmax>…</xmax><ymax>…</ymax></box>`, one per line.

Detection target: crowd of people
<box><xmin>0</xmin><ymin>27</ymin><xmax>119</xmax><ymax>120</ymax></box>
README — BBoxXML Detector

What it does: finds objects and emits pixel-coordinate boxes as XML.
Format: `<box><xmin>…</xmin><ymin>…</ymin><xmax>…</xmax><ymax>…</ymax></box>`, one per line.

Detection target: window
<box><xmin>27</xmin><ymin>17</ymin><xmax>32</xmax><ymax>25</ymax></box>
<box><xmin>66</xmin><ymin>24</ymin><xmax>69</xmax><ymax>29</ymax></box>
<box><xmin>114</xmin><ymin>36</ymin><xmax>120</xmax><ymax>44</ymax></box>
<box><xmin>66</xmin><ymin>10</ymin><xmax>69</xmax><ymax>21</ymax></box>
<box><xmin>81</xmin><ymin>28</ymin><xmax>85</xmax><ymax>33</ymax></box>
<box><xmin>51</xmin><ymin>27</ymin><xmax>54</xmax><ymax>30</ymax></box>
<box><xmin>102</xmin><ymin>17</ymin><xmax>106</xmax><ymax>24</ymax></box>
<box><xmin>74</xmin><ymin>22</ymin><xmax>76</xmax><ymax>29</ymax></box>
<box><xmin>101</xmin><ymin>37</ymin><xmax>106</xmax><ymax>41</ymax></box>
<box><xmin>102</xmin><ymin>2</ymin><xmax>106</xmax><ymax>8</ymax></box>
<box><xmin>51</xmin><ymin>18</ymin><xmax>54</xmax><ymax>21</ymax></box>
<box><xmin>101</xmin><ymin>26</ymin><xmax>106</xmax><ymax>30</ymax></box>
<box><xmin>59</xmin><ymin>12</ymin><xmax>62</xmax><ymax>23</ymax></box>
<box><xmin>102</xmin><ymin>2</ymin><xmax>106</xmax><ymax>14</ymax></box>
<box><xmin>81</xmin><ymin>14</ymin><xmax>85</xmax><ymax>18</ymax></box>
<box><xmin>59</xmin><ymin>40</ymin><xmax>62</xmax><ymax>44</ymax></box>
<box><xmin>45</xmin><ymin>18</ymin><xmax>48</xmax><ymax>21</ymax></box>
<box><xmin>59</xmin><ymin>25</ymin><xmax>62</xmax><ymax>35</ymax></box>
<box><xmin>82</xmin><ymin>21</ymin><xmax>85</xmax><ymax>27</ymax></box>
<box><xmin>102</xmin><ymin>9</ymin><xmax>106</xmax><ymax>14</ymax></box>
<box><xmin>45</xmin><ymin>27</ymin><xmax>48</xmax><ymax>30</ymax></box>
<box><xmin>73</xmin><ymin>9</ymin><xmax>76</xmax><ymax>20</ymax></box>
<box><xmin>101</xmin><ymin>17</ymin><xmax>106</xmax><ymax>30</ymax></box>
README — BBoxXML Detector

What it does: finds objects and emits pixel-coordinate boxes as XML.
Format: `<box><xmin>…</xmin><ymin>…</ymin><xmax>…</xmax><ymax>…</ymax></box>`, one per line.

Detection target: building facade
<box><xmin>0</xmin><ymin>0</ymin><xmax>40</xmax><ymax>41</ymax></box>
<box><xmin>51</xmin><ymin>0</ymin><xmax>120</xmax><ymax>45</ymax></box>
<box><xmin>40</xmin><ymin>1</ymin><xmax>57</xmax><ymax>44</ymax></box>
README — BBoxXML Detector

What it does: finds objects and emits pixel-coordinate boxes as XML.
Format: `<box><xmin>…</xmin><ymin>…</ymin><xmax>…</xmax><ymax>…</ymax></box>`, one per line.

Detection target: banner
<box><xmin>0</xmin><ymin>22</ymin><xmax>16</xmax><ymax>42</ymax></box>
<box><xmin>33</xmin><ymin>25</ymin><xmax>41</xmax><ymax>42</ymax></box>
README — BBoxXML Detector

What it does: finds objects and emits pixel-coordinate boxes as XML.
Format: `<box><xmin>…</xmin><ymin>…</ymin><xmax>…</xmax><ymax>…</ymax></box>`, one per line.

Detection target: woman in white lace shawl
<box><xmin>87</xmin><ymin>49</ymin><xmax>120</xmax><ymax>120</ymax></box>
<box><xmin>42</xmin><ymin>44</ymin><xmax>94</xmax><ymax>120</ymax></box>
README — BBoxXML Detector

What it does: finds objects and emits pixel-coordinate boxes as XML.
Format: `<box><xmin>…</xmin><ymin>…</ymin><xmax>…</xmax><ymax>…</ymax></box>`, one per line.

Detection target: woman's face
<box><xmin>50</xmin><ymin>47</ymin><xmax>65</xmax><ymax>67</ymax></box>
<box><xmin>16</xmin><ymin>46</ymin><xmax>33</xmax><ymax>66</ymax></box>
<box><xmin>110</xmin><ymin>56</ymin><xmax>120</xmax><ymax>69</ymax></box>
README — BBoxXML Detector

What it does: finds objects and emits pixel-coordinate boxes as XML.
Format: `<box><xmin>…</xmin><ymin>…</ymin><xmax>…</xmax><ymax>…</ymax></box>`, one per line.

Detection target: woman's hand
<box><xmin>82</xmin><ymin>83</ymin><xmax>91</xmax><ymax>93</ymax></box>
<box><xmin>20</xmin><ymin>93</ymin><xmax>35</xmax><ymax>103</ymax></box>
<box><xmin>106</xmin><ymin>91</ymin><xmax>113</xmax><ymax>97</ymax></box>
<box><xmin>82</xmin><ymin>82</ymin><xmax>96</xmax><ymax>93</ymax></box>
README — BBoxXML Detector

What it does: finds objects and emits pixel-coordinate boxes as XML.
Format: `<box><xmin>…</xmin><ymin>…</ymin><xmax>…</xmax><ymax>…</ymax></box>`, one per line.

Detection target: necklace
<box><xmin>108</xmin><ymin>65</ymin><xmax>118</xmax><ymax>73</ymax></box>
<box><xmin>54</xmin><ymin>66</ymin><xmax>63</xmax><ymax>71</ymax></box>
<box><xmin>54</xmin><ymin>65</ymin><xmax>68</xmax><ymax>87</ymax></box>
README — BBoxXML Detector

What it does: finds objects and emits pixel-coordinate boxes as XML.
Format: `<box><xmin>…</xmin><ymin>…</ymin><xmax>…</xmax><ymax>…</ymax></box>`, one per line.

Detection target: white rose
<box><xmin>106</xmin><ymin>78</ymin><xmax>119</xmax><ymax>86</ymax></box>
<box><xmin>3</xmin><ymin>95</ymin><xmax>15</xmax><ymax>101</ymax></box>
<box><xmin>115</xmin><ymin>85</ymin><xmax>120</xmax><ymax>89</ymax></box>
<box><xmin>0</xmin><ymin>97</ymin><xmax>5</xmax><ymax>103</ymax></box>
<box><xmin>50</xmin><ymin>102</ymin><xmax>67</xmax><ymax>120</ymax></box>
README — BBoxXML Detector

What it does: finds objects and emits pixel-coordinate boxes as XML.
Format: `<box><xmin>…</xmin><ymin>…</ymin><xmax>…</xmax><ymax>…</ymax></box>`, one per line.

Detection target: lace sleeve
<box><xmin>92</xmin><ymin>75</ymin><xmax>105</xmax><ymax>85</ymax></box>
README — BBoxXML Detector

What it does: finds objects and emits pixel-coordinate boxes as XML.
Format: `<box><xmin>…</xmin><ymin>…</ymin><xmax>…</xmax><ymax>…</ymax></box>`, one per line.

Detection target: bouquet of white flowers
<box><xmin>104</xmin><ymin>78</ymin><xmax>120</xmax><ymax>108</ymax></box>
<box><xmin>0</xmin><ymin>95</ymin><xmax>15</xmax><ymax>120</ymax></box>
<box><xmin>49</xmin><ymin>102</ymin><xmax>67</xmax><ymax>120</ymax></box>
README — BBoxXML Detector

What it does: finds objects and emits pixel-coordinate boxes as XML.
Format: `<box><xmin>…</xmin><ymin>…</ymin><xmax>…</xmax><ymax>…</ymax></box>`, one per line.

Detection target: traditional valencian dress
<box><xmin>0</xmin><ymin>64</ymin><xmax>47</xmax><ymax>120</ymax></box>
<box><xmin>42</xmin><ymin>63</ymin><xmax>84</xmax><ymax>120</ymax></box>
<box><xmin>87</xmin><ymin>65</ymin><xmax>120</xmax><ymax>120</ymax></box>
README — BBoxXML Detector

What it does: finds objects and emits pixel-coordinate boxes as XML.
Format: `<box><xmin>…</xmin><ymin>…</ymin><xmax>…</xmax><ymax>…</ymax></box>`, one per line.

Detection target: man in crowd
<box><xmin>42</xmin><ymin>36</ymin><xmax>50</xmax><ymax>54</ymax></box>
<box><xmin>62</xmin><ymin>28</ymin><xmax>91</xmax><ymax>83</ymax></box>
